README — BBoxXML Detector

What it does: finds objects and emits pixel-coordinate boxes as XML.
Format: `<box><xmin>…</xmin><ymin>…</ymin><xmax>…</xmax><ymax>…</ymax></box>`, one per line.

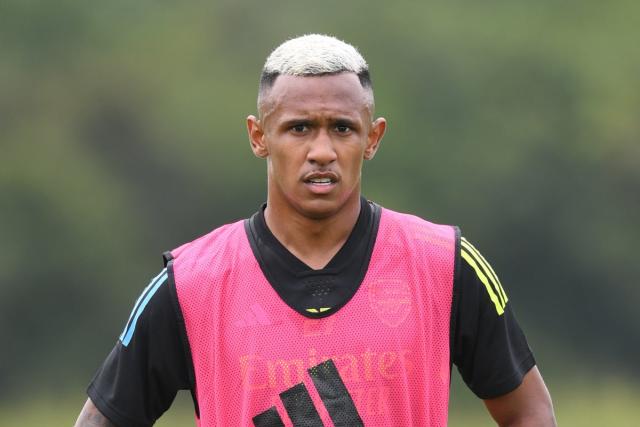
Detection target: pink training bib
<box><xmin>172</xmin><ymin>208</ymin><xmax>456</xmax><ymax>426</ymax></box>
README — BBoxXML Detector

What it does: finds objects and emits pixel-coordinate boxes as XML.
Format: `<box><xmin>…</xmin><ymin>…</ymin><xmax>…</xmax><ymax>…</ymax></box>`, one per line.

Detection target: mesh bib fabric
<box><xmin>172</xmin><ymin>208</ymin><xmax>456</xmax><ymax>426</ymax></box>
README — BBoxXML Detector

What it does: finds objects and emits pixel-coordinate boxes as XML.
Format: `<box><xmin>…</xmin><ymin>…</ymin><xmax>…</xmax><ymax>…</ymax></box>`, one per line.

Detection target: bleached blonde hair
<box><xmin>258</xmin><ymin>34</ymin><xmax>374</xmax><ymax>115</ymax></box>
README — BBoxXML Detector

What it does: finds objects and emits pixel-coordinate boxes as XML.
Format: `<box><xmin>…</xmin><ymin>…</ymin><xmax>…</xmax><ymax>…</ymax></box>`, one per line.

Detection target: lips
<box><xmin>303</xmin><ymin>171</ymin><xmax>339</xmax><ymax>184</ymax></box>
<box><xmin>303</xmin><ymin>171</ymin><xmax>339</xmax><ymax>194</ymax></box>
<box><xmin>308</xmin><ymin>177</ymin><xmax>333</xmax><ymax>185</ymax></box>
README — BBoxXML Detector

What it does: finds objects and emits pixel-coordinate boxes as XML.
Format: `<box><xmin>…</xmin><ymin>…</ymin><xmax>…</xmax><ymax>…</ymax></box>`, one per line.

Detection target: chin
<box><xmin>294</xmin><ymin>193</ymin><xmax>359</xmax><ymax>221</ymax></box>
<box><xmin>296</xmin><ymin>199</ymin><xmax>341</xmax><ymax>220</ymax></box>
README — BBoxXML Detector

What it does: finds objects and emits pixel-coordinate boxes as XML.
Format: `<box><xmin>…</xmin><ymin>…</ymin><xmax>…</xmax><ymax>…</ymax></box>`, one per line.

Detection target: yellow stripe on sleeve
<box><xmin>461</xmin><ymin>248</ymin><xmax>505</xmax><ymax>315</ymax></box>
<box><xmin>461</xmin><ymin>238</ymin><xmax>508</xmax><ymax>304</ymax></box>
<box><xmin>461</xmin><ymin>239</ymin><xmax>505</xmax><ymax>307</ymax></box>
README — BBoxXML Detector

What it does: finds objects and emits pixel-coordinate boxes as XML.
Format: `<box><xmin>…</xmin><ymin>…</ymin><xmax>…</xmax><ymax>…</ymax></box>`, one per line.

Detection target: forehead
<box><xmin>264</xmin><ymin>73</ymin><xmax>371</xmax><ymax>120</ymax></box>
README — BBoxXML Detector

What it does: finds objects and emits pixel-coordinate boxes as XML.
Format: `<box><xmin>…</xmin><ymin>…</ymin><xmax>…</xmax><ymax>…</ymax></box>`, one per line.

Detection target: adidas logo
<box><xmin>235</xmin><ymin>303</ymin><xmax>272</xmax><ymax>327</ymax></box>
<box><xmin>253</xmin><ymin>359</ymin><xmax>363</xmax><ymax>427</ymax></box>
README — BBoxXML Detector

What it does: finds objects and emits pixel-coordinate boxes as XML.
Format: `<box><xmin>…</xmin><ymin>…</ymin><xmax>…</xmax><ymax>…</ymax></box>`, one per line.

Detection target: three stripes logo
<box><xmin>460</xmin><ymin>237</ymin><xmax>508</xmax><ymax>315</ymax></box>
<box><xmin>253</xmin><ymin>359</ymin><xmax>363</xmax><ymax>427</ymax></box>
<box><xmin>119</xmin><ymin>268</ymin><xmax>168</xmax><ymax>346</ymax></box>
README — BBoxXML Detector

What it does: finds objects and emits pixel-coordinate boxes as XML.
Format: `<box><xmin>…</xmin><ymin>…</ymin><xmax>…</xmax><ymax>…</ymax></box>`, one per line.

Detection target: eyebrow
<box><xmin>280</xmin><ymin>118</ymin><xmax>314</xmax><ymax>129</ymax></box>
<box><xmin>332</xmin><ymin>118</ymin><xmax>358</xmax><ymax>127</ymax></box>
<box><xmin>279</xmin><ymin>116</ymin><xmax>359</xmax><ymax>128</ymax></box>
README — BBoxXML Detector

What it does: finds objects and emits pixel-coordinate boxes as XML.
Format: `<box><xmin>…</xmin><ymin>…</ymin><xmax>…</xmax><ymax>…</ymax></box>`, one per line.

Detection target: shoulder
<box><xmin>168</xmin><ymin>218</ymin><xmax>255</xmax><ymax>303</ymax></box>
<box><xmin>456</xmin><ymin>236</ymin><xmax>508</xmax><ymax>316</ymax></box>
<box><xmin>377</xmin><ymin>205</ymin><xmax>458</xmax><ymax>246</ymax></box>
<box><xmin>170</xmin><ymin>219</ymin><xmax>247</xmax><ymax>261</ymax></box>
<box><xmin>119</xmin><ymin>267</ymin><xmax>175</xmax><ymax>347</ymax></box>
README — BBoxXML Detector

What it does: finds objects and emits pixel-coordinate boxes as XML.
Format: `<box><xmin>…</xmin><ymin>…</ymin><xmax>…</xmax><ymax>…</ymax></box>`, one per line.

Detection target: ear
<box><xmin>364</xmin><ymin>117</ymin><xmax>386</xmax><ymax>160</ymax></box>
<box><xmin>247</xmin><ymin>115</ymin><xmax>268</xmax><ymax>158</ymax></box>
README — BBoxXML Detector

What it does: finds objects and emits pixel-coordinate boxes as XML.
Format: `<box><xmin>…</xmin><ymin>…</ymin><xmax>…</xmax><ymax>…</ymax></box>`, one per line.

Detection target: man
<box><xmin>75</xmin><ymin>34</ymin><xmax>556</xmax><ymax>426</ymax></box>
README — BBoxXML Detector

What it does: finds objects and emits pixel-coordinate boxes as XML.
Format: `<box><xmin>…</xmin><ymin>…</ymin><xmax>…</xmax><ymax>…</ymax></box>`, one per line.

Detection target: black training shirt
<box><xmin>88</xmin><ymin>200</ymin><xmax>535</xmax><ymax>426</ymax></box>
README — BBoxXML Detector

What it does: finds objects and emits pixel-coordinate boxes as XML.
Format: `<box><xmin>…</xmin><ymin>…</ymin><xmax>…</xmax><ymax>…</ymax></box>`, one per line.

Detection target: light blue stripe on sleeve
<box><xmin>120</xmin><ymin>270</ymin><xmax>168</xmax><ymax>346</ymax></box>
<box><xmin>120</xmin><ymin>268</ymin><xmax>167</xmax><ymax>339</ymax></box>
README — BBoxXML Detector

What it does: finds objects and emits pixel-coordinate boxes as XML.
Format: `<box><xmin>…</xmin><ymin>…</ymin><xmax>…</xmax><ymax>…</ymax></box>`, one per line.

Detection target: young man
<box><xmin>75</xmin><ymin>34</ymin><xmax>556</xmax><ymax>426</ymax></box>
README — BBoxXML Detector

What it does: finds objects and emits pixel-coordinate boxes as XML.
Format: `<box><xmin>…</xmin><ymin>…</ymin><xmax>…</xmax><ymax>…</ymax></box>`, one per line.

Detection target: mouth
<box><xmin>303</xmin><ymin>172</ymin><xmax>339</xmax><ymax>193</ymax></box>
<box><xmin>306</xmin><ymin>177</ymin><xmax>334</xmax><ymax>185</ymax></box>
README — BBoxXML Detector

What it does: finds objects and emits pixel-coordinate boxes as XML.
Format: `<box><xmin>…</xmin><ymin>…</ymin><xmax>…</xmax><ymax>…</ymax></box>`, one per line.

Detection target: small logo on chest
<box><xmin>368</xmin><ymin>278</ymin><xmax>412</xmax><ymax>327</ymax></box>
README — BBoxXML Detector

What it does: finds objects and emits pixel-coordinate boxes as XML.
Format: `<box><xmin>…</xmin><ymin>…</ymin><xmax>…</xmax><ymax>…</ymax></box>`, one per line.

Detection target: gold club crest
<box><xmin>368</xmin><ymin>278</ymin><xmax>412</xmax><ymax>327</ymax></box>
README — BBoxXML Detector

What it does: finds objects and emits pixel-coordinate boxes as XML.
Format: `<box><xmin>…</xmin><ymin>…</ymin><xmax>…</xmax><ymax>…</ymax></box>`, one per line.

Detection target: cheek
<box><xmin>339</xmin><ymin>148</ymin><xmax>366</xmax><ymax>173</ymax></box>
<box><xmin>269</xmin><ymin>147</ymin><xmax>301</xmax><ymax>179</ymax></box>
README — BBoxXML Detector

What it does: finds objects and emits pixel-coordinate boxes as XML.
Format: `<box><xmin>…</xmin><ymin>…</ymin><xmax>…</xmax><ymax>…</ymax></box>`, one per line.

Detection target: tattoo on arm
<box><xmin>74</xmin><ymin>398</ymin><xmax>117</xmax><ymax>427</ymax></box>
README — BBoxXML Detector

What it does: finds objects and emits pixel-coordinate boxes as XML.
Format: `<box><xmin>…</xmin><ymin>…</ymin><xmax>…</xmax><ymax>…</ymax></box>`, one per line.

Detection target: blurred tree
<box><xmin>1</xmin><ymin>0</ymin><xmax>638</xmax><ymax>399</ymax></box>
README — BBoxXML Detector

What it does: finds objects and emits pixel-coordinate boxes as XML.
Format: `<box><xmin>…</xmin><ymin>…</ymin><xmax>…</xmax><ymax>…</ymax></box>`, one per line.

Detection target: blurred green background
<box><xmin>1</xmin><ymin>0</ymin><xmax>639</xmax><ymax>425</ymax></box>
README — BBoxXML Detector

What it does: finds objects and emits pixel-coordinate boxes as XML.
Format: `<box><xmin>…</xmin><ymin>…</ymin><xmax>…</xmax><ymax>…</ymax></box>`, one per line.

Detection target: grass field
<box><xmin>2</xmin><ymin>376</ymin><xmax>639</xmax><ymax>426</ymax></box>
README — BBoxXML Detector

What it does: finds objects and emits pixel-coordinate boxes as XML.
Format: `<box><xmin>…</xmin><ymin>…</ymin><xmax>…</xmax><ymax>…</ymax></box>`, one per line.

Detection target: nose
<box><xmin>307</xmin><ymin>130</ymin><xmax>337</xmax><ymax>166</ymax></box>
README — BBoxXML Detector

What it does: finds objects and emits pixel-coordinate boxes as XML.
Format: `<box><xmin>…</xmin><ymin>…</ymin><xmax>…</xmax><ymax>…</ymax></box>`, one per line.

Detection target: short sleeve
<box><xmin>87</xmin><ymin>267</ymin><xmax>192</xmax><ymax>427</ymax></box>
<box><xmin>451</xmin><ymin>237</ymin><xmax>536</xmax><ymax>399</ymax></box>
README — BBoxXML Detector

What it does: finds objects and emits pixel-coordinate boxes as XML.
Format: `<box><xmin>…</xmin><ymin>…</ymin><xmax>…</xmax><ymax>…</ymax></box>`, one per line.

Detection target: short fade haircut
<box><xmin>258</xmin><ymin>34</ymin><xmax>374</xmax><ymax>115</ymax></box>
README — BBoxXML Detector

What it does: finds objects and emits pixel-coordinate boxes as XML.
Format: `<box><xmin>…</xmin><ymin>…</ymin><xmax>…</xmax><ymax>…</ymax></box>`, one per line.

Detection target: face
<box><xmin>247</xmin><ymin>73</ymin><xmax>386</xmax><ymax>220</ymax></box>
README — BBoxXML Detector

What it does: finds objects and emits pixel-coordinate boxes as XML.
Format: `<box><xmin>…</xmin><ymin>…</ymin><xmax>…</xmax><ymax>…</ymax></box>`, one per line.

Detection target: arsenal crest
<box><xmin>368</xmin><ymin>278</ymin><xmax>412</xmax><ymax>327</ymax></box>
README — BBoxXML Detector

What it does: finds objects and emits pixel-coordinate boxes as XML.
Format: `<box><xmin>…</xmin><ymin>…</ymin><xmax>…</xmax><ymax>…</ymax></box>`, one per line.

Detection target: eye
<box><xmin>334</xmin><ymin>124</ymin><xmax>352</xmax><ymax>134</ymax></box>
<box><xmin>290</xmin><ymin>123</ymin><xmax>309</xmax><ymax>133</ymax></box>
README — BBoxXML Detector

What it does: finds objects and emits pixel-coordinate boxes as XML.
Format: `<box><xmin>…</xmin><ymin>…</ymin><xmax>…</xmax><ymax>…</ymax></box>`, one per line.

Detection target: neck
<box><xmin>264</xmin><ymin>195</ymin><xmax>362</xmax><ymax>270</ymax></box>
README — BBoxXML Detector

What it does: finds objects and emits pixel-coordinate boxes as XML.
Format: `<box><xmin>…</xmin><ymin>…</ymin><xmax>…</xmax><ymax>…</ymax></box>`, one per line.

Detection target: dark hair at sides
<box><xmin>257</xmin><ymin>69</ymin><xmax>374</xmax><ymax>116</ymax></box>
<box><xmin>259</xmin><ymin>69</ymin><xmax>373</xmax><ymax>94</ymax></box>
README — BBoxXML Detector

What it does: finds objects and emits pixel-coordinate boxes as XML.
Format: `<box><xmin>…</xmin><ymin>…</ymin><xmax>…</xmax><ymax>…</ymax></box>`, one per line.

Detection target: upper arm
<box><xmin>86</xmin><ymin>266</ymin><xmax>193</xmax><ymax>426</ymax></box>
<box><xmin>452</xmin><ymin>237</ymin><xmax>536</xmax><ymax>398</ymax></box>
<box><xmin>453</xmin><ymin>237</ymin><xmax>556</xmax><ymax>424</ymax></box>
<box><xmin>74</xmin><ymin>398</ymin><xmax>117</xmax><ymax>427</ymax></box>
<box><xmin>484</xmin><ymin>366</ymin><xmax>557</xmax><ymax>427</ymax></box>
